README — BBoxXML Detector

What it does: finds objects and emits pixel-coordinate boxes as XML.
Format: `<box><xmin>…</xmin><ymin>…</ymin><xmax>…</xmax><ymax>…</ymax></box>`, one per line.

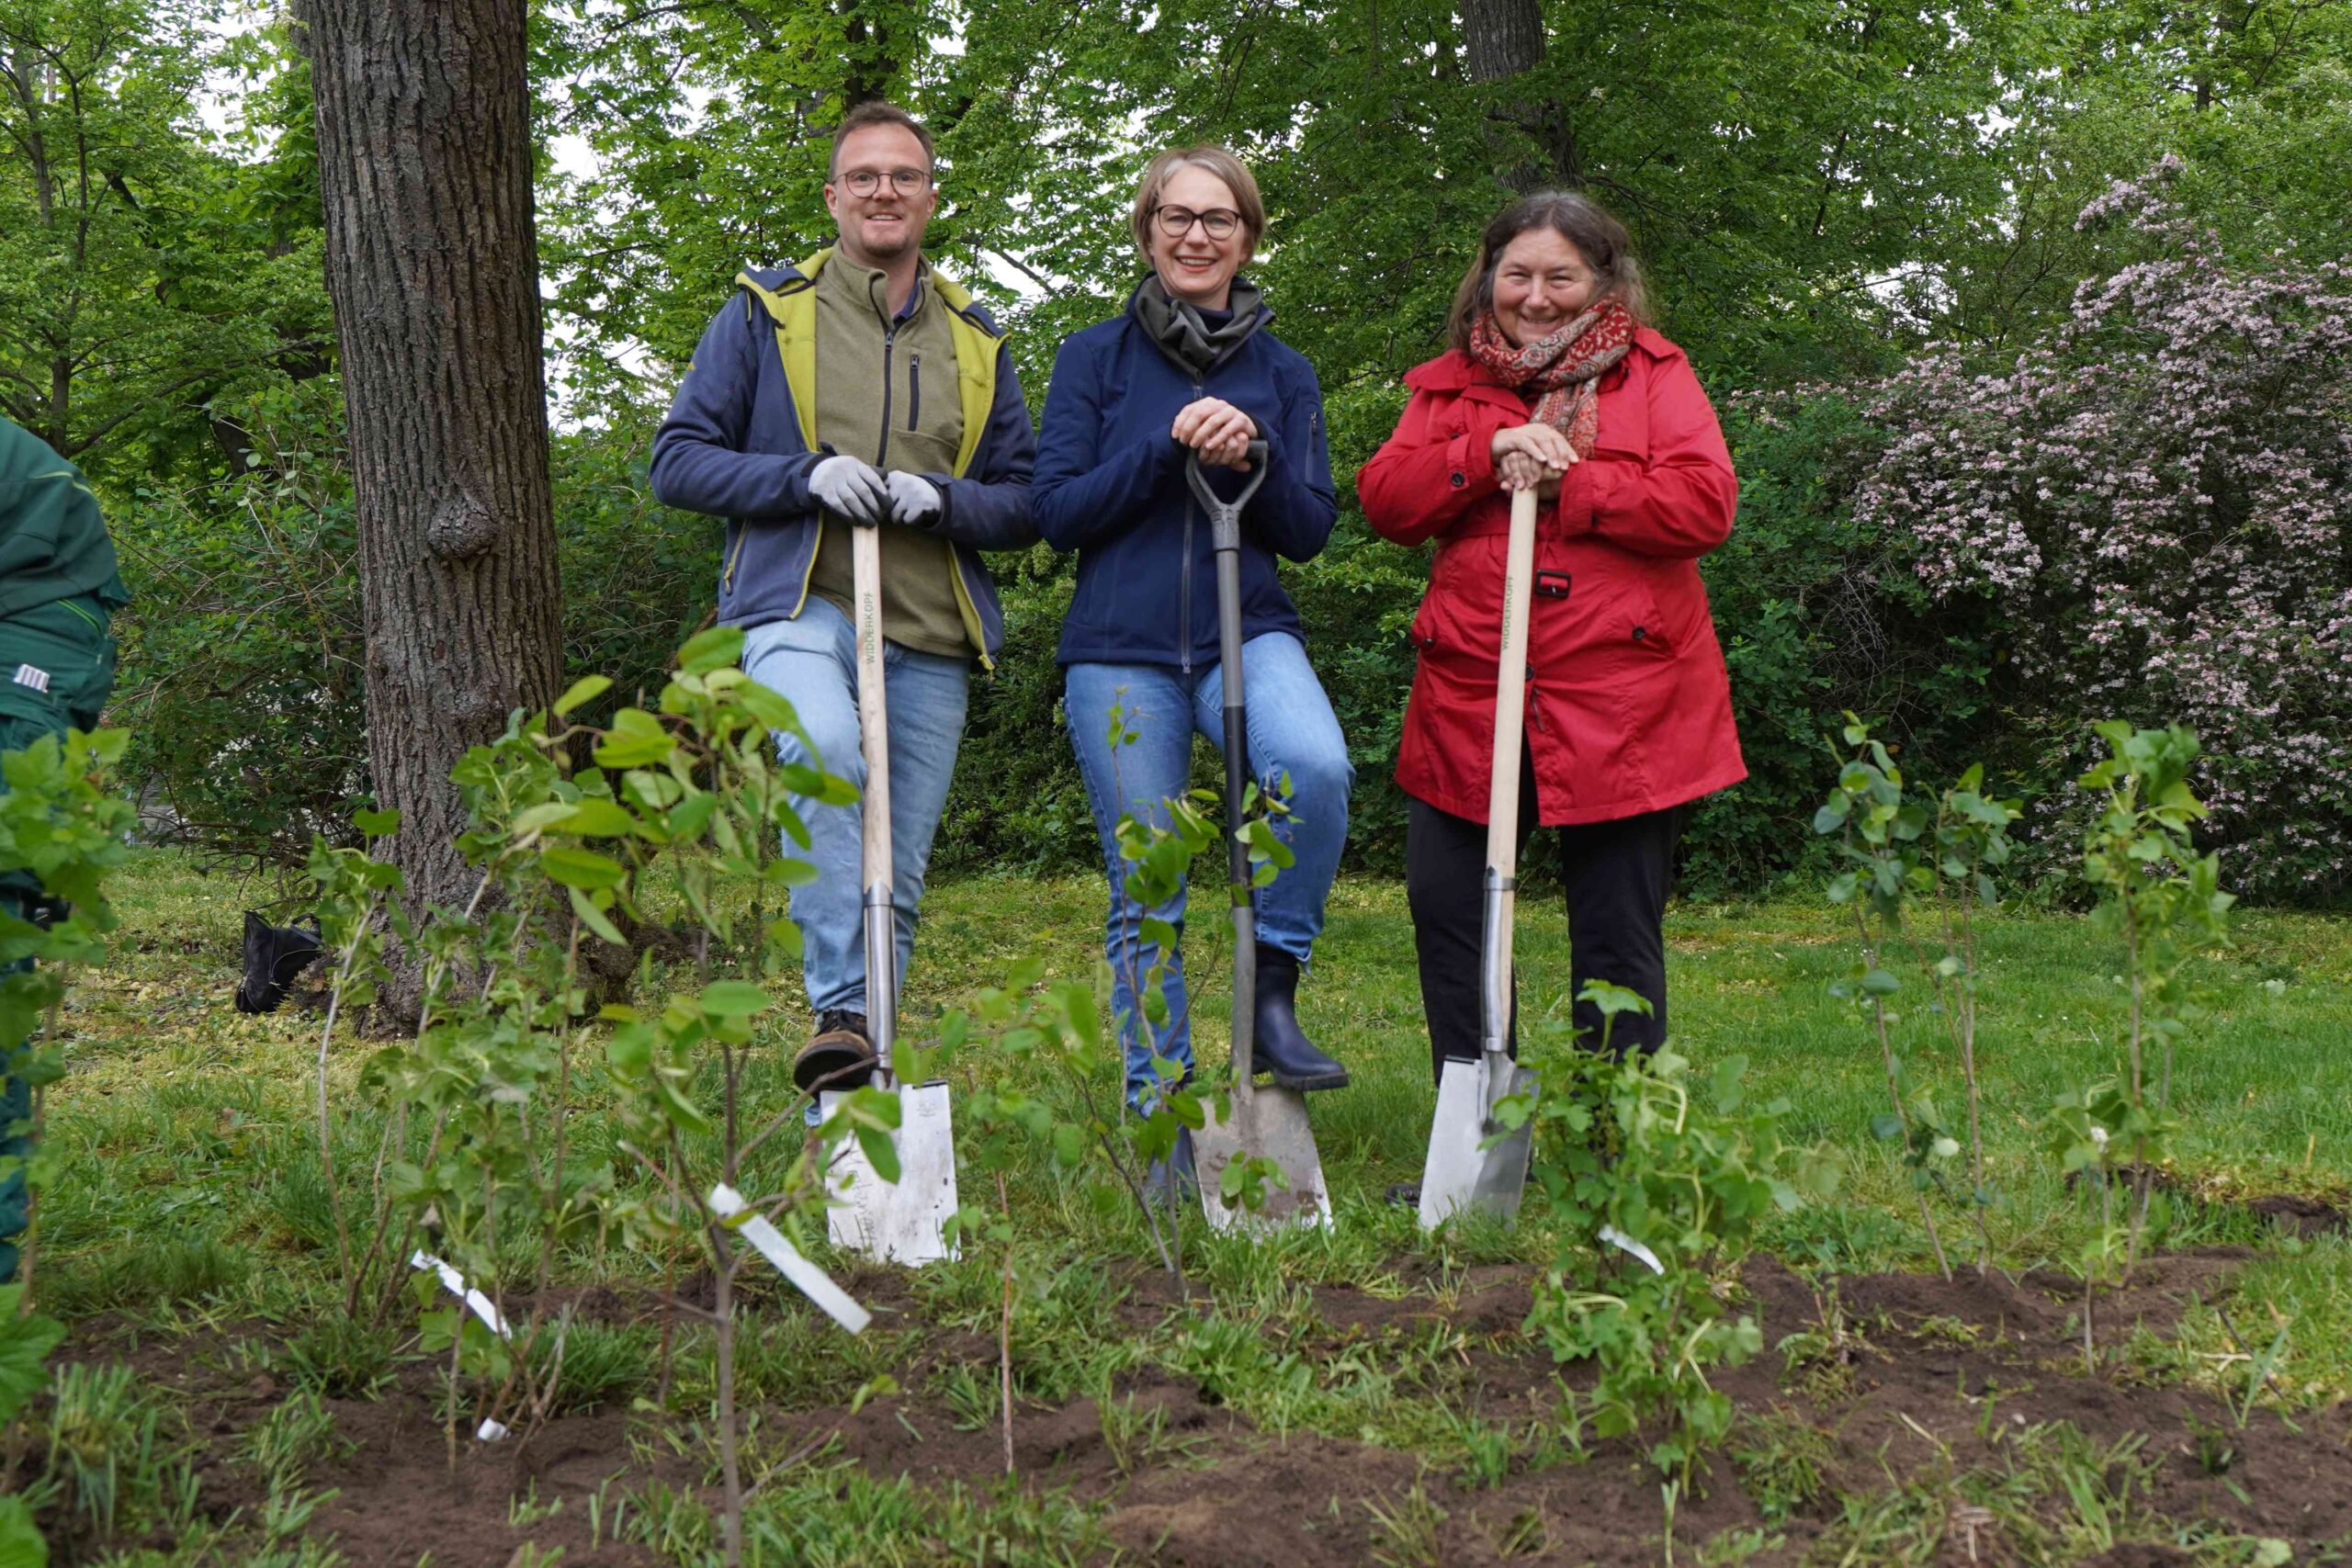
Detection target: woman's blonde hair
<box><xmin>1445</xmin><ymin>191</ymin><xmax>1649</xmax><ymax>351</ymax></box>
<box><xmin>1129</xmin><ymin>146</ymin><xmax>1266</xmax><ymax>265</ymax></box>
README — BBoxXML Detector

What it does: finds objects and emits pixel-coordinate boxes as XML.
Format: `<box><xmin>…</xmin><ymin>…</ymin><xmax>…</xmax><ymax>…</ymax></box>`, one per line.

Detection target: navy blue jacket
<box><xmin>1033</xmin><ymin>295</ymin><xmax>1338</xmax><ymax>669</ymax></box>
<box><xmin>649</xmin><ymin>254</ymin><xmax>1039</xmax><ymax>660</ymax></box>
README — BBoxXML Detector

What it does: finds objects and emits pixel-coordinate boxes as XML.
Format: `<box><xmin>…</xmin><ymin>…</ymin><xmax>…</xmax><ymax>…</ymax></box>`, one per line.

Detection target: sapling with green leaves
<box><xmin>1113</xmin><ymin>761</ymin><xmax>1298</xmax><ymax>1222</ymax></box>
<box><xmin>2046</xmin><ymin>722</ymin><xmax>2233</xmax><ymax>1364</ymax></box>
<box><xmin>1815</xmin><ymin>716</ymin><xmax>2018</xmax><ymax>1275</ymax></box>
<box><xmin>948</xmin><ymin>702</ymin><xmax>1300</xmax><ymax>1280</ymax></box>
<box><xmin>1510</xmin><ymin>981</ymin><xmax>1837</xmax><ymax>1533</ymax></box>
<box><xmin>2044</xmin><ymin>1077</ymin><xmax>2144</xmax><ymax>1367</ymax></box>
<box><xmin>303</xmin><ymin>745</ymin><xmax>628</xmax><ymax>1463</ymax></box>
<box><xmin>300</xmin><ymin>628</ymin><xmax>879</xmax><ymax>1568</ymax></box>
<box><xmin>2075</xmin><ymin>721</ymin><xmax>2232</xmax><ymax>1266</ymax></box>
<box><xmin>0</xmin><ymin>1283</ymin><xmax>65</xmax><ymax>1558</ymax></box>
<box><xmin>561</xmin><ymin>627</ymin><xmax>887</xmax><ymax>1568</ymax></box>
<box><xmin>0</xmin><ymin>728</ymin><xmax>135</xmax><ymax>1309</ymax></box>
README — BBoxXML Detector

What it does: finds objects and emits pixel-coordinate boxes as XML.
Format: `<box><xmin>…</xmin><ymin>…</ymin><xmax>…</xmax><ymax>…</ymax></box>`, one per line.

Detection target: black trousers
<box><xmin>1405</xmin><ymin>747</ymin><xmax>1683</xmax><ymax>1084</ymax></box>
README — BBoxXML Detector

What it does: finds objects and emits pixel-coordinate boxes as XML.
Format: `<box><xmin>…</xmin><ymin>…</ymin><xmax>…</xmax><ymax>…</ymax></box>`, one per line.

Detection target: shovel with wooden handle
<box><xmin>1185</xmin><ymin>443</ymin><xmax>1334</xmax><ymax>1232</ymax></box>
<box><xmin>1417</xmin><ymin>485</ymin><xmax>1543</xmax><ymax>1228</ymax></box>
<box><xmin>820</xmin><ymin>517</ymin><xmax>960</xmax><ymax>1265</ymax></box>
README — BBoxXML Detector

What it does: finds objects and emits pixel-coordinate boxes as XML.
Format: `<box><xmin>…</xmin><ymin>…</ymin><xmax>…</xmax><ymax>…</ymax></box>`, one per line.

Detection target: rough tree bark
<box><xmin>1464</xmin><ymin>0</ymin><xmax>1545</xmax><ymax>82</ymax></box>
<box><xmin>300</xmin><ymin>0</ymin><xmax>563</xmax><ymax>1013</ymax></box>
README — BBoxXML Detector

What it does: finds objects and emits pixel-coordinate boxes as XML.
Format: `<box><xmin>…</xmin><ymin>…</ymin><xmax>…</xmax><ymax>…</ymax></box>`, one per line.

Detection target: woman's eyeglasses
<box><xmin>1154</xmin><ymin>205</ymin><xmax>1240</xmax><ymax>241</ymax></box>
<box><xmin>840</xmin><ymin>167</ymin><xmax>932</xmax><ymax>197</ymax></box>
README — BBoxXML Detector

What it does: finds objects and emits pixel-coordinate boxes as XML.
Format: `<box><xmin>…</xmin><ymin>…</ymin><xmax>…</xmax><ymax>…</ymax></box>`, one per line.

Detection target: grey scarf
<box><xmin>1131</xmin><ymin>273</ymin><xmax>1269</xmax><ymax>376</ymax></box>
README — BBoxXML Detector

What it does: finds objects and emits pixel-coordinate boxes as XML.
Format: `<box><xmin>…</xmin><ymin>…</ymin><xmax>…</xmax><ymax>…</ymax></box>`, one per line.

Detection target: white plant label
<box><xmin>410</xmin><ymin>1250</ymin><xmax>511</xmax><ymax>1338</ymax></box>
<box><xmin>1599</xmin><ymin>1224</ymin><xmax>1666</xmax><ymax>1276</ymax></box>
<box><xmin>708</xmin><ymin>1183</ymin><xmax>871</xmax><ymax>1334</ymax></box>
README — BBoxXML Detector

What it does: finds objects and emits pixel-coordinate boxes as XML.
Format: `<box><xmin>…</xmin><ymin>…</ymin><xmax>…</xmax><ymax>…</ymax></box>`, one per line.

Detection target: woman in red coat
<box><xmin>1357</xmin><ymin>192</ymin><xmax>1744</xmax><ymax>1083</ymax></box>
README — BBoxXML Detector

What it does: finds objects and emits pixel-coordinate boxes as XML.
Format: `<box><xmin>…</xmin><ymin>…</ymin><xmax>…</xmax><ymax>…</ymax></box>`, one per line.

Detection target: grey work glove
<box><xmin>886</xmin><ymin>470</ymin><xmax>944</xmax><ymax>529</ymax></box>
<box><xmin>808</xmin><ymin>454</ymin><xmax>888</xmax><ymax>525</ymax></box>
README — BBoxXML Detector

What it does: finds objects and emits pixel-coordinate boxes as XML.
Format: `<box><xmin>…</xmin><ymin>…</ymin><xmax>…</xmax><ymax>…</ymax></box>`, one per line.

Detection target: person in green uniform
<box><xmin>0</xmin><ymin>417</ymin><xmax>128</xmax><ymax>1284</ymax></box>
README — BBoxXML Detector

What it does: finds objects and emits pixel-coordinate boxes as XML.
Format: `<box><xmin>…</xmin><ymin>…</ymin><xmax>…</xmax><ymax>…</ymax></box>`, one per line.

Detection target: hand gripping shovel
<box><xmin>1417</xmin><ymin>487</ymin><xmax>1543</xmax><ymax>1228</ymax></box>
<box><xmin>1185</xmin><ymin>444</ymin><xmax>1335</xmax><ymax>1232</ymax></box>
<box><xmin>820</xmin><ymin>520</ymin><xmax>960</xmax><ymax>1265</ymax></box>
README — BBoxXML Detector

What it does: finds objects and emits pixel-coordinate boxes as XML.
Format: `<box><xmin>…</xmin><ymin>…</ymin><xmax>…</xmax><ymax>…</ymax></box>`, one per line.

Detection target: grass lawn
<box><xmin>15</xmin><ymin>848</ymin><xmax>2352</xmax><ymax>1565</ymax></box>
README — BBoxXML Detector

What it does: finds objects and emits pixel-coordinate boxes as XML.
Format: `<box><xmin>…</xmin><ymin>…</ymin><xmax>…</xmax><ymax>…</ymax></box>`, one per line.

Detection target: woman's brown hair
<box><xmin>1445</xmin><ymin>191</ymin><xmax>1648</xmax><ymax>351</ymax></box>
<box><xmin>1129</xmin><ymin>146</ymin><xmax>1267</xmax><ymax>265</ymax></box>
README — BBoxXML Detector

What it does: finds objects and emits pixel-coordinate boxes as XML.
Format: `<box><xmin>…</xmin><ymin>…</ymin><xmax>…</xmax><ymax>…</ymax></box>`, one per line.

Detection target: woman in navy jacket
<box><xmin>1034</xmin><ymin>146</ymin><xmax>1354</xmax><ymax>1159</ymax></box>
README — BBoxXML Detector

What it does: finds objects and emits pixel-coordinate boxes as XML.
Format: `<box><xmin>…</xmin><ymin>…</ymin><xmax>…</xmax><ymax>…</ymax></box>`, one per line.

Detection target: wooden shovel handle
<box><xmin>1485</xmin><ymin>488</ymin><xmax>1540</xmax><ymax>874</ymax></box>
<box><xmin>1477</xmin><ymin>488</ymin><xmax>1539</xmax><ymax>1064</ymax></box>
<box><xmin>853</xmin><ymin>521</ymin><xmax>895</xmax><ymax>1074</ymax></box>
<box><xmin>854</xmin><ymin>524</ymin><xmax>890</xmax><ymax>886</ymax></box>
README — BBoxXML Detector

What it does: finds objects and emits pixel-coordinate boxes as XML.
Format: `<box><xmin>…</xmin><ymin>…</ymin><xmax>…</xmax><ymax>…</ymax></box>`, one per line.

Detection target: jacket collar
<box><xmin>736</xmin><ymin>248</ymin><xmax>1003</xmax><ymax>338</ymax></box>
<box><xmin>1404</xmin><ymin>350</ymin><xmax>1529</xmax><ymax>409</ymax></box>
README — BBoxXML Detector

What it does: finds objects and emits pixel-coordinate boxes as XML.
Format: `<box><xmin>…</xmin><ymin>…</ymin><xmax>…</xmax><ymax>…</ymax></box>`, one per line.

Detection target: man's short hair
<box><xmin>829</xmin><ymin>101</ymin><xmax>937</xmax><ymax>178</ymax></box>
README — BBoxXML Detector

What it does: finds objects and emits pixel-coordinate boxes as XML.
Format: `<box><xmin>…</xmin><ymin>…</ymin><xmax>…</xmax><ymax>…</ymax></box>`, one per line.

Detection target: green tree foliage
<box><xmin>0</xmin><ymin>0</ymin><xmax>329</xmax><ymax>477</ymax></box>
<box><xmin>17</xmin><ymin>0</ymin><xmax>2350</xmax><ymax>890</ymax></box>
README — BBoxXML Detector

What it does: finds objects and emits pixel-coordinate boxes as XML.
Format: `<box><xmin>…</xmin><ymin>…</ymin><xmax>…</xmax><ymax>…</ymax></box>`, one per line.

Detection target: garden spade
<box><xmin>1186</xmin><ymin>446</ymin><xmax>1334</xmax><ymax>1233</ymax></box>
<box><xmin>1418</xmin><ymin>486</ymin><xmax>1543</xmax><ymax>1228</ymax></box>
<box><xmin>820</xmin><ymin>518</ymin><xmax>960</xmax><ymax>1265</ymax></box>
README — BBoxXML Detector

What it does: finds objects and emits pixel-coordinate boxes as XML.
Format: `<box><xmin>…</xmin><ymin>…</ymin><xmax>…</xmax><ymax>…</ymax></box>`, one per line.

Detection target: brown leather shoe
<box><xmin>793</xmin><ymin>1009</ymin><xmax>875</xmax><ymax>1093</ymax></box>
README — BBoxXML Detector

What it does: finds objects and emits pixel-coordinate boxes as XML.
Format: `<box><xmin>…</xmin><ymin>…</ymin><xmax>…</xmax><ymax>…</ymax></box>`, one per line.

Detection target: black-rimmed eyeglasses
<box><xmin>840</xmin><ymin>167</ymin><xmax>932</xmax><ymax>197</ymax></box>
<box><xmin>1153</xmin><ymin>205</ymin><xmax>1240</xmax><ymax>241</ymax></box>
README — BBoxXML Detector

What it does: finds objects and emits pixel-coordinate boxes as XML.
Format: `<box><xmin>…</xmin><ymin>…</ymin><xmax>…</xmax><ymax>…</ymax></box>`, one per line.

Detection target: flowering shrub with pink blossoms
<box><xmin>1854</xmin><ymin>161</ymin><xmax>2352</xmax><ymax>899</ymax></box>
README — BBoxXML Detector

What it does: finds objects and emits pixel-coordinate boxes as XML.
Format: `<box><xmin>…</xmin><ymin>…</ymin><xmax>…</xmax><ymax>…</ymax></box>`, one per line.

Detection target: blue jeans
<box><xmin>742</xmin><ymin>599</ymin><xmax>970</xmax><ymax>1021</ymax></box>
<box><xmin>1064</xmin><ymin>633</ymin><xmax>1352</xmax><ymax>1105</ymax></box>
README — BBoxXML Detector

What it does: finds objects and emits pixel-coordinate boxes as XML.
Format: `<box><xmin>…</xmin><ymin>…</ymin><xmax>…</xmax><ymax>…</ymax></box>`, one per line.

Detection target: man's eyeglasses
<box><xmin>840</xmin><ymin>167</ymin><xmax>932</xmax><ymax>197</ymax></box>
<box><xmin>1154</xmin><ymin>205</ymin><xmax>1240</xmax><ymax>241</ymax></box>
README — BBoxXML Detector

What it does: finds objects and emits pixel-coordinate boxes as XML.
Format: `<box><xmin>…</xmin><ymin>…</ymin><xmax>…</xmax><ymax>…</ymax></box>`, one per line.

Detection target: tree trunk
<box><xmin>300</xmin><ymin>0</ymin><xmax>563</xmax><ymax>1013</ymax></box>
<box><xmin>1464</xmin><ymin>0</ymin><xmax>1545</xmax><ymax>82</ymax></box>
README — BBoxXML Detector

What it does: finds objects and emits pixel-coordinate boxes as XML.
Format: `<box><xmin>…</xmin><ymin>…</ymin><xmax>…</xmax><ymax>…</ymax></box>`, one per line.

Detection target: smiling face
<box><xmin>1148</xmin><ymin>164</ymin><xmax>1249</xmax><ymax>311</ymax></box>
<box><xmin>823</xmin><ymin>122</ymin><xmax>937</xmax><ymax>268</ymax></box>
<box><xmin>1491</xmin><ymin>226</ymin><xmax>1599</xmax><ymax>345</ymax></box>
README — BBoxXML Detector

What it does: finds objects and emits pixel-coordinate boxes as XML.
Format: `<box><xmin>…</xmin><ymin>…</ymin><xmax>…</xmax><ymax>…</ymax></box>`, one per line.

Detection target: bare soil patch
<box><xmin>44</xmin><ymin>1247</ymin><xmax>2352</xmax><ymax>1566</ymax></box>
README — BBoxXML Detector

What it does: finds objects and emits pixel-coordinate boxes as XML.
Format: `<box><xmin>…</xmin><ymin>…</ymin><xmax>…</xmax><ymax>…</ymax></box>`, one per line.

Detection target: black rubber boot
<box><xmin>793</xmin><ymin>1009</ymin><xmax>875</xmax><ymax>1093</ymax></box>
<box><xmin>1250</xmin><ymin>945</ymin><xmax>1349</xmax><ymax>1090</ymax></box>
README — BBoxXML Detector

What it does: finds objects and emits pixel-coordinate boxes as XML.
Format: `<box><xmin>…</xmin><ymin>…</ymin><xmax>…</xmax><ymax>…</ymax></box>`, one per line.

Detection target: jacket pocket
<box><xmin>1408</xmin><ymin>594</ymin><xmax>1442</xmax><ymax>654</ymax></box>
<box><xmin>908</xmin><ymin>354</ymin><xmax>922</xmax><ymax>430</ymax></box>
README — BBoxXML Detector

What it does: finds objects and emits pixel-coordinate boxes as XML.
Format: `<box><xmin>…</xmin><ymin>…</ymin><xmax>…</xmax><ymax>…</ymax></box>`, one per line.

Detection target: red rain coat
<box><xmin>1355</xmin><ymin>332</ymin><xmax>1746</xmax><ymax>827</ymax></box>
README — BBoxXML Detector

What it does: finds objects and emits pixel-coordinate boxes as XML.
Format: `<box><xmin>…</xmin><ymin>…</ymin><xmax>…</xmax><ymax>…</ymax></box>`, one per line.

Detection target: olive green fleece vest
<box><xmin>801</xmin><ymin>257</ymin><xmax>970</xmax><ymax>659</ymax></box>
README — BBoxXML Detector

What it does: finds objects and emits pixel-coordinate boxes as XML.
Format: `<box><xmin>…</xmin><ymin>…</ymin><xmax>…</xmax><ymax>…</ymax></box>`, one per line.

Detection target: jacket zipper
<box><xmin>1180</xmin><ymin>372</ymin><xmax>1203</xmax><ymax>674</ymax></box>
<box><xmin>877</xmin><ymin>323</ymin><xmax>898</xmax><ymax>467</ymax></box>
<box><xmin>908</xmin><ymin>353</ymin><xmax>921</xmax><ymax>429</ymax></box>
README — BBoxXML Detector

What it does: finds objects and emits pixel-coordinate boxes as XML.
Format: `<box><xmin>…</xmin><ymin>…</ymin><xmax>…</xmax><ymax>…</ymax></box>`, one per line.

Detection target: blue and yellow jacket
<box><xmin>649</xmin><ymin>250</ymin><xmax>1039</xmax><ymax>660</ymax></box>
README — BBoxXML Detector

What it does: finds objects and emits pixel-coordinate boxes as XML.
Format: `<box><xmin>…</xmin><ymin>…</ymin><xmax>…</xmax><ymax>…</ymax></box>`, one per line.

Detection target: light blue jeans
<box><xmin>1064</xmin><ymin>633</ymin><xmax>1353</xmax><ymax>1106</ymax></box>
<box><xmin>741</xmin><ymin>599</ymin><xmax>970</xmax><ymax>1022</ymax></box>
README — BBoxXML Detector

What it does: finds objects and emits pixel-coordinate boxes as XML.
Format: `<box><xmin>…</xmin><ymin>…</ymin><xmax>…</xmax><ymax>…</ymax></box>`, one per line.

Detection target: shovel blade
<box><xmin>1193</xmin><ymin>1086</ymin><xmax>1333</xmax><ymax>1233</ymax></box>
<box><xmin>820</xmin><ymin>1080</ymin><xmax>960</xmax><ymax>1266</ymax></box>
<box><xmin>1416</xmin><ymin>1058</ymin><xmax>1536</xmax><ymax>1229</ymax></box>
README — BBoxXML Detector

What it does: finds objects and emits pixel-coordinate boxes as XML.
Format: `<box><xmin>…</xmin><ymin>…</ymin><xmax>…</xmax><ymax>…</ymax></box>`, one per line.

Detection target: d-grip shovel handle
<box><xmin>1190</xmin><ymin>441</ymin><xmax>1272</xmax><ymax>1094</ymax></box>
<box><xmin>1185</xmin><ymin>440</ymin><xmax>1272</xmax><ymax>547</ymax></box>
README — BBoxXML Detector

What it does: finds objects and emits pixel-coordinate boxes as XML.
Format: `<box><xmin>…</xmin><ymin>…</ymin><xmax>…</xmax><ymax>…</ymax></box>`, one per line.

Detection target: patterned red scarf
<box><xmin>1466</xmin><ymin>297</ymin><xmax>1635</xmax><ymax>460</ymax></box>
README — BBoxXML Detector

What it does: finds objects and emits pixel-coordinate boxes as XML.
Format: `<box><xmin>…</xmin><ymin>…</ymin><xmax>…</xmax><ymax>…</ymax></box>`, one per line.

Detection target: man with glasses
<box><xmin>651</xmin><ymin>101</ymin><xmax>1036</xmax><ymax>1093</ymax></box>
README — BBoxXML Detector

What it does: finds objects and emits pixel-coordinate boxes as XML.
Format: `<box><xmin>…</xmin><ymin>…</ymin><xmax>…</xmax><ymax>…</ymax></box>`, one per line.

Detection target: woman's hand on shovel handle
<box><xmin>1174</xmin><ymin>398</ymin><xmax>1258</xmax><ymax>469</ymax></box>
<box><xmin>1492</xmin><ymin>423</ymin><xmax>1576</xmax><ymax>494</ymax></box>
